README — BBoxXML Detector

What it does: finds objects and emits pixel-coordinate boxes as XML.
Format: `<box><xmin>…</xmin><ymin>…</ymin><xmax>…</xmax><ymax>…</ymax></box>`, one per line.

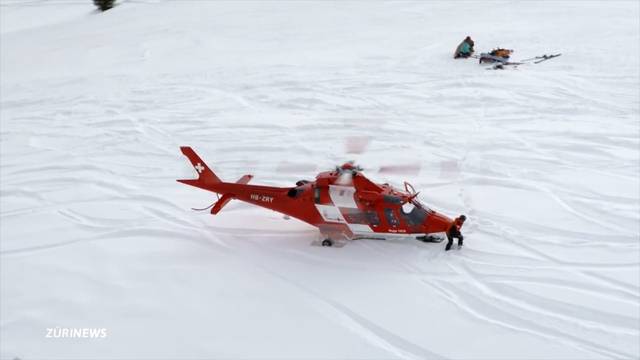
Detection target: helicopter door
<box><xmin>365</xmin><ymin>211</ymin><xmax>380</xmax><ymax>228</ymax></box>
<box><xmin>384</xmin><ymin>208</ymin><xmax>400</xmax><ymax>228</ymax></box>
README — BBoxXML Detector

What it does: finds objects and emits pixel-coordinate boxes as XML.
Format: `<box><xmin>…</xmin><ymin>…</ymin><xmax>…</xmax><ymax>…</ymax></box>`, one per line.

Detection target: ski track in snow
<box><xmin>1</xmin><ymin>1</ymin><xmax>639</xmax><ymax>359</ymax></box>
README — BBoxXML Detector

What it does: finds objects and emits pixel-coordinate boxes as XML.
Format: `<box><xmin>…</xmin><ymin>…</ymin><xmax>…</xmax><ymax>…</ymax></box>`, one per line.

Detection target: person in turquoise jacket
<box><xmin>454</xmin><ymin>36</ymin><xmax>475</xmax><ymax>58</ymax></box>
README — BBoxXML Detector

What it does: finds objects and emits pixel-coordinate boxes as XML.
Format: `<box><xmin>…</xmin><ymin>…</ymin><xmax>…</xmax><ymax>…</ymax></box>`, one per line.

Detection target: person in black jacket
<box><xmin>445</xmin><ymin>215</ymin><xmax>466</xmax><ymax>251</ymax></box>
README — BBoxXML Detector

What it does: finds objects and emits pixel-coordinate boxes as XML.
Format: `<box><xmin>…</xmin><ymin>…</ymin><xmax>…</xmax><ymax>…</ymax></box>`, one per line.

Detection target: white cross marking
<box><xmin>194</xmin><ymin>163</ymin><xmax>205</xmax><ymax>174</ymax></box>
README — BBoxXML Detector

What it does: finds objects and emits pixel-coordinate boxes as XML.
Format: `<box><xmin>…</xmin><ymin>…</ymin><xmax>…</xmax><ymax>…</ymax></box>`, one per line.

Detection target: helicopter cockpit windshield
<box><xmin>411</xmin><ymin>196</ymin><xmax>433</xmax><ymax>212</ymax></box>
<box><xmin>400</xmin><ymin>196</ymin><xmax>432</xmax><ymax>226</ymax></box>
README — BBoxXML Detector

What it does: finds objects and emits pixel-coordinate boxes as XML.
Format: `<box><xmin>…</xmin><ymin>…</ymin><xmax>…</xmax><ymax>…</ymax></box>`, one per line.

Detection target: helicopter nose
<box><xmin>424</xmin><ymin>211</ymin><xmax>453</xmax><ymax>234</ymax></box>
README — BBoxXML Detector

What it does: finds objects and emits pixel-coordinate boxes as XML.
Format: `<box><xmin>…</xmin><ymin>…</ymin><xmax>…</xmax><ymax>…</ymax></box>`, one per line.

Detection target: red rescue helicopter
<box><xmin>178</xmin><ymin>146</ymin><xmax>465</xmax><ymax>247</ymax></box>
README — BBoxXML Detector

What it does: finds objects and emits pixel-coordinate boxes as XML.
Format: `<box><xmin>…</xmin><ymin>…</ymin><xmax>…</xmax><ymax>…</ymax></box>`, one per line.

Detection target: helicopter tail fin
<box><xmin>177</xmin><ymin>146</ymin><xmax>222</xmax><ymax>186</ymax></box>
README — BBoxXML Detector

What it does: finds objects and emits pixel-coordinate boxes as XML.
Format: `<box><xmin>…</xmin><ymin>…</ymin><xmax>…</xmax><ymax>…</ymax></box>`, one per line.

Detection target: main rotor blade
<box><xmin>275</xmin><ymin>161</ymin><xmax>318</xmax><ymax>174</ymax></box>
<box><xmin>378</xmin><ymin>163</ymin><xmax>421</xmax><ymax>176</ymax></box>
<box><xmin>345</xmin><ymin>136</ymin><xmax>371</xmax><ymax>155</ymax></box>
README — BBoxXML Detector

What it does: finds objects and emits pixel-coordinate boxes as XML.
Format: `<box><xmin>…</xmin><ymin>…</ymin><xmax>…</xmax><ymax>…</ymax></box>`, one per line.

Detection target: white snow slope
<box><xmin>1</xmin><ymin>1</ymin><xmax>639</xmax><ymax>359</ymax></box>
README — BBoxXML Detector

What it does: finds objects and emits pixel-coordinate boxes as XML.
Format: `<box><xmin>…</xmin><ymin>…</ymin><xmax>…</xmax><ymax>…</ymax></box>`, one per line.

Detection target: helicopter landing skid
<box><xmin>417</xmin><ymin>235</ymin><xmax>445</xmax><ymax>243</ymax></box>
<box><xmin>312</xmin><ymin>237</ymin><xmax>348</xmax><ymax>248</ymax></box>
<box><xmin>312</xmin><ymin>232</ymin><xmax>350</xmax><ymax>248</ymax></box>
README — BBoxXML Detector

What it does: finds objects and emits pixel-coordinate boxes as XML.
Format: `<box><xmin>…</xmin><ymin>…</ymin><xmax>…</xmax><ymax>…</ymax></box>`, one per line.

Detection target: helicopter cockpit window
<box><xmin>314</xmin><ymin>187</ymin><xmax>321</xmax><ymax>204</ymax></box>
<box><xmin>383</xmin><ymin>195</ymin><xmax>403</xmax><ymax>204</ymax></box>
<box><xmin>400</xmin><ymin>201</ymin><xmax>428</xmax><ymax>226</ymax></box>
<box><xmin>384</xmin><ymin>208</ymin><xmax>399</xmax><ymax>227</ymax></box>
<box><xmin>401</xmin><ymin>202</ymin><xmax>415</xmax><ymax>214</ymax></box>
<box><xmin>412</xmin><ymin>197</ymin><xmax>434</xmax><ymax>213</ymax></box>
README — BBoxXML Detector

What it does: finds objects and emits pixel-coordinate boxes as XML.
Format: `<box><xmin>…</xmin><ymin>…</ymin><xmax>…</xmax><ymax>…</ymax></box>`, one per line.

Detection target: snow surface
<box><xmin>1</xmin><ymin>0</ymin><xmax>639</xmax><ymax>359</ymax></box>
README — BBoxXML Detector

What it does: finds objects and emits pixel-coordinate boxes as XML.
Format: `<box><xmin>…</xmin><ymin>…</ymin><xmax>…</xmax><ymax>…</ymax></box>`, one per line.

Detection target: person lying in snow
<box><xmin>490</xmin><ymin>48</ymin><xmax>512</xmax><ymax>59</ymax></box>
<box><xmin>479</xmin><ymin>48</ymin><xmax>513</xmax><ymax>63</ymax></box>
<box><xmin>446</xmin><ymin>215</ymin><xmax>466</xmax><ymax>251</ymax></box>
<box><xmin>453</xmin><ymin>36</ymin><xmax>475</xmax><ymax>58</ymax></box>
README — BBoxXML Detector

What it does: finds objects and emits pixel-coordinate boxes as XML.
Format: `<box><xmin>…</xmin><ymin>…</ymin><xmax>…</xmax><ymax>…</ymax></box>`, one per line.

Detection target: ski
<box><xmin>521</xmin><ymin>56</ymin><xmax>542</xmax><ymax>62</ymax></box>
<box><xmin>521</xmin><ymin>54</ymin><xmax>555</xmax><ymax>61</ymax></box>
<box><xmin>533</xmin><ymin>53</ymin><xmax>562</xmax><ymax>64</ymax></box>
<box><xmin>417</xmin><ymin>235</ymin><xmax>445</xmax><ymax>243</ymax></box>
<box><xmin>520</xmin><ymin>54</ymin><xmax>561</xmax><ymax>63</ymax></box>
<box><xmin>487</xmin><ymin>62</ymin><xmax>522</xmax><ymax>70</ymax></box>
